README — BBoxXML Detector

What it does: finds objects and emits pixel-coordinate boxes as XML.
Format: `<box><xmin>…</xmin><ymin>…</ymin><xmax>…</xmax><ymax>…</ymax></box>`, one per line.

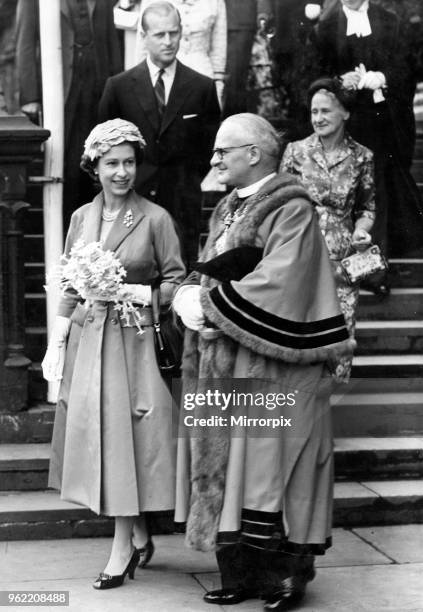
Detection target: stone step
<box><xmin>334</xmin><ymin>437</ymin><xmax>423</xmax><ymax>480</ymax></box>
<box><xmin>0</xmin><ymin>404</ymin><xmax>54</xmax><ymax>444</ymax></box>
<box><xmin>355</xmin><ymin>320</ymin><xmax>423</xmax><ymax>355</ymax></box>
<box><xmin>351</xmin><ymin>354</ymin><xmax>423</xmax><ymax>378</ymax></box>
<box><xmin>0</xmin><ymin>490</ymin><xmax>172</xmax><ymax>541</ymax></box>
<box><xmin>332</xmin><ymin>391</ymin><xmax>423</xmax><ymax>436</ymax></box>
<box><xmin>347</xmin><ymin>377</ymin><xmax>423</xmax><ymax>393</ymax></box>
<box><xmin>1</xmin><ymin>438</ymin><xmax>421</xmax><ymax>491</ymax></box>
<box><xmin>0</xmin><ymin>443</ymin><xmax>50</xmax><ymax>491</ymax></box>
<box><xmin>388</xmin><ymin>258</ymin><xmax>423</xmax><ymax>288</ymax></box>
<box><xmin>333</xmin><ymin>479</ymin><xmax>423</xmax><ymax>528</ymax></box>
<box><xmin>357</xmin><ymin>288</ymin><xmax>423</xmax><ymax>320</ymax></box>
<box><xmin>1</xmin><ymin>479</ymin><xmax>422</xmax><ymax>540</ymax></box>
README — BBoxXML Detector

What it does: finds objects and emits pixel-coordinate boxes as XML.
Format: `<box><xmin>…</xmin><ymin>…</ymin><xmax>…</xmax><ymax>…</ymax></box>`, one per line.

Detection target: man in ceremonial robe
<box><xmin>173</xmin><ymin>113</ymin><xmax>354</xmax><ymax>611</ymax></box>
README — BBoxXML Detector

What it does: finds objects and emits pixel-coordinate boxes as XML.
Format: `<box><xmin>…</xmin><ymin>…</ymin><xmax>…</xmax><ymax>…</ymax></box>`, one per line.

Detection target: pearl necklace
<box><xmin>101</xmin><ymin>207</ymin><xmax>121</xmax><ymax>222</ymax></box>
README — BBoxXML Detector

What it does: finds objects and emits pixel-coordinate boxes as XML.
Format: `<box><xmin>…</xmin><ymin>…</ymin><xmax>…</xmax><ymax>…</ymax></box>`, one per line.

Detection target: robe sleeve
<box><xmin>200</xmin><ymin>198</ymin><xmax>355</xmax><ymax>364</ymax></box>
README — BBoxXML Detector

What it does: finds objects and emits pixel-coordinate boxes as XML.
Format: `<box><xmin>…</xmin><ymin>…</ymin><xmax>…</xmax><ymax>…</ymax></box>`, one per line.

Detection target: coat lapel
<box><xmin>102</xmin><ymin>191</ymin><xmax>145</xmax><ymax>253</ymax></box>
<box><xmin>131</xmin><ymin>62</ymin><xmax>160</xmax><ymax>134</ymax></box>
<box><xmin>160</xmin><ymin>61</ymin><xmax>193</xmax><ymax>136</ymax></box>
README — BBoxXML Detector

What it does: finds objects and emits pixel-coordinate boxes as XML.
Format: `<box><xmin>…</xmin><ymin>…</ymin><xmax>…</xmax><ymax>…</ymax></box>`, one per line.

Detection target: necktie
<box><xmin>154</xmin><ymin>69</ymin><xmax>166</xmax><ymax>118</ymax></box>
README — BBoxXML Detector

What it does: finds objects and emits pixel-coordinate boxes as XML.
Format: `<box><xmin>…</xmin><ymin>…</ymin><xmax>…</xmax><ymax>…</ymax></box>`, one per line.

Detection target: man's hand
<box><xmin>173</xmin><ymin>285</ymin><xmax>205</xmax><ymax>331</ymax></box>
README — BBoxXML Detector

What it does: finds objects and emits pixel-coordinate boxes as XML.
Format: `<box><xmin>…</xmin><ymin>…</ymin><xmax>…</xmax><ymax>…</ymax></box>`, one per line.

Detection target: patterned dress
<box><xmin>281</xmin><ymin>133</ymin><xmax>376</xmax><ymax>379</ymax></box>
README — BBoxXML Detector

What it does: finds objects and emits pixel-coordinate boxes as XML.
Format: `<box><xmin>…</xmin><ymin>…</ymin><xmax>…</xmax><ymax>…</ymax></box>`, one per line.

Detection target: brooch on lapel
<box><xmin>123</xmin><ymin>209</ymin><xmax>134</xmax><ymax>228</ymax></box>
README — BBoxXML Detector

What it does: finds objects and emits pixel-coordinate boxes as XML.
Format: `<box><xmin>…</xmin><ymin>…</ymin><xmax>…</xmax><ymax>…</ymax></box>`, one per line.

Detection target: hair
<box><xmin>141</xmin><ymin>1</ymin><xmax>181</xmax><ymax>32</ymax></box>
<box><xmin>307</xmin><ymin>77</ymin><xmax>356</xmax><ymax>112</ymax></box>
<box><xmin>222</xmin><ymin>113</ymin><xmax>282</xmax><ymax>163</ymax></box>
<box><xmin>80</xmin><ymin>141</ymin><xmax>143</xmax><ymax>181</ymax></box>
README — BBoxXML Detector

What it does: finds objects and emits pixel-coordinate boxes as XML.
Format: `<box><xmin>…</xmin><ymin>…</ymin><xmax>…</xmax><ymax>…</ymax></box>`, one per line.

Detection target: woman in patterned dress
<box><xmin>280</xmin><ymin>77</ymin><xmax>375</xmax><ymax>380</ymax></box>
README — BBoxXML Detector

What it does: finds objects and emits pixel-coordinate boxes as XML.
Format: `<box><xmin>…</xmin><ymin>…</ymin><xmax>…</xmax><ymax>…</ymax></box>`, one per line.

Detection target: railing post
<box><xmin>0</xmin><ymin>115</ymin><xmax>49</xmax><ymax>412</ymax></box>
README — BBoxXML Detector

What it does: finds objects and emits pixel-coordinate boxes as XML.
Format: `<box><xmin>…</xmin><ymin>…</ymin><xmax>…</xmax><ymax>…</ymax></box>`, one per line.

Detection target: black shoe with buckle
<box><xmin>203</xmin><ymin>587</ymin><xmax>259</xmax><ymax>605</ymax></box>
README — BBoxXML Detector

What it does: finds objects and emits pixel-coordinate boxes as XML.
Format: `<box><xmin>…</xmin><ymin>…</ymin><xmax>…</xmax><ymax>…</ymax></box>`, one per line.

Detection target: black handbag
<box><xmin>151</xmin><ymin>286</ymin><xmax>184</xmax><ymax>382</ymax></box>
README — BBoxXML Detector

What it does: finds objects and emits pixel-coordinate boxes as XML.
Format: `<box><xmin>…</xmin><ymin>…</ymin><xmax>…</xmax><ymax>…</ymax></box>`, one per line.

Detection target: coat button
<box><xmin>110</xmin><ymin>318</ymin><xmax>118</xmax><ymax>325</ymax></box>
<box><xmin>150</xmin><ymin>189</ymin><xmax>157</xmax><ymax>197</ymax></box>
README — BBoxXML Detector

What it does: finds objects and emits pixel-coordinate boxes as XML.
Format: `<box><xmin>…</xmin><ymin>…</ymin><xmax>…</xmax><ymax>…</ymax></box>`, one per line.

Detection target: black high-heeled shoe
<box><xmin>136</xmin><ymin>538</ymin><xmax>155</xmax><ymax>568</ymax></box>
<box><xmin>93</xmin><ymin>549</ymin><xmax>140</xmax><ymax>590</ymax></box>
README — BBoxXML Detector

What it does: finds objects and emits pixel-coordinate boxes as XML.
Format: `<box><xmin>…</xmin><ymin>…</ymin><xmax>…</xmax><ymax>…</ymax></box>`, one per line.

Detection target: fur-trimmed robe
<box><xmin>175</xmin><ymin>173</ymin><xmax>354</xmax><ymax>552</ymax></box>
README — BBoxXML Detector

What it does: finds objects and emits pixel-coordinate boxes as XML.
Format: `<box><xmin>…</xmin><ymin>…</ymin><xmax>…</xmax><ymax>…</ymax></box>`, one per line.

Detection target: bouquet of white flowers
<box><xmin>47</xmin><ymin>240</ymin><xmax>148</xmax><ymax>334</ymax></box>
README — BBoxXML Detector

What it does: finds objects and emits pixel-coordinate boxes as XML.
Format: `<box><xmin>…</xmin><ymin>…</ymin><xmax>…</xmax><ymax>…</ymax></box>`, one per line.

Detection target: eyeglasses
<box><xmin>212</xmin><ymin>144</ymin><xmax>256</xmax><ymax>160</ymax></box>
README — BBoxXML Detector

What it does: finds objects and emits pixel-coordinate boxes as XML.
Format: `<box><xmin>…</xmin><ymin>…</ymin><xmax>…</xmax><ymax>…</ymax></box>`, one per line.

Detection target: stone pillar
<box><xmin>0</xmin><ymin>115</ymin><xmax>49</xmax><ymax>412</ymax></box>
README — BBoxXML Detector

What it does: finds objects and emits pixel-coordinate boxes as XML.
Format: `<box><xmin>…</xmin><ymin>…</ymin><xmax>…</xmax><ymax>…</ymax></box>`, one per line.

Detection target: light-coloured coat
<box><xmin>48</xmin><ymin>192</ymin><xmax>186</xmax><ymax>516</ymax></box>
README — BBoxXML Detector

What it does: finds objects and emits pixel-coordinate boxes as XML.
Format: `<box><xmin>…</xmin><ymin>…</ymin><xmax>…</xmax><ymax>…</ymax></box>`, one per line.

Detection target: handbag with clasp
<box><xmin>340</xmin><ymin>244</ymin><xmax>388</xmax><ymax>285</ymax></box>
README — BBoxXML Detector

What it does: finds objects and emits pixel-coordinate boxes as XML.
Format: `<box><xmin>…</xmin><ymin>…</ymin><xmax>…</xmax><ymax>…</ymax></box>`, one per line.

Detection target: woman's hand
<box><xmin>41</xmin><ymin>316</ymin><xmax>71</xmax><ymax>382</ymax></box>
<box><xmin>351</xmin><ymin>228</ymin><xmax>371</xmax><ymax>251</ymax></box>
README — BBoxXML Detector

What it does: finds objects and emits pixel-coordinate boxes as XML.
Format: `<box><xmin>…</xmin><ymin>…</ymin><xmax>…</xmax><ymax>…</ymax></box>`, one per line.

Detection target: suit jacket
<box><xmin>98</xmin><ymin>59</ymin><xmax>220</xmax><ymax>264</ymax></box>
<box><xmin>98</xmin><ymin>59</ymin><xmax>220</xmax><ymax>203</ymax></box>
<box><xmin>16</xmin><ymin>0</ymin><xmax>122</xmax><ymax>105</ymax></box>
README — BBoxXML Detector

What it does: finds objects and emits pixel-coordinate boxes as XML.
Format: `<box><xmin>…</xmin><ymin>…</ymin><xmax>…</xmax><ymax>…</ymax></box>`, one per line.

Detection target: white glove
<box><xmin>358</xmin><ymin>70</ymin><xmax>386</xmax><ymax>91</ymax></box>
<box><xmin>341</xmin><ymin>70</ymin><xmax>361</xmax><ymax>90</ymax></box>
<box><xmin>305</xmin><ymin>3</ymin><xmax>322</xmax><ymax>20</ymax></box>
<box><xmin>118</xmin><ymin>283</ymin><xmax>151</xmax><ymax>305</ymax></box>
<box><xmin>173</xmin><ymin>285</ymin><xmax>205</xmax><ymax>331</ymax></box>
<box><xmin>41</xmin><ymin>316</ymin><xmax>71</xmax><ymax>382</ymax></box>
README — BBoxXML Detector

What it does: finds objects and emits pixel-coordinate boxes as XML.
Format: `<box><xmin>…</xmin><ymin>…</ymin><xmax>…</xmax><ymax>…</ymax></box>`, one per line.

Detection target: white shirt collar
<box><xmin>342</xmin><ymin>1</ymin><xmax>372</xmax><ymax>37</ymax></box>
<box><xmin>236</xmin><ymin>172</ymin><xmax>276</xmax><ymax>198</ymax></box>
<box><xmin>146</xmin><ymin>56</ymin><xmax>177</xmax><ymax>80</ymax></box>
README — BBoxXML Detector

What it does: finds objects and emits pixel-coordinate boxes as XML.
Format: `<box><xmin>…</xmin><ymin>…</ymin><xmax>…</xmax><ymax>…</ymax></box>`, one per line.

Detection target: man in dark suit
<box><xmin>98</xmin><ymin>1</ymin><xmax>221</xmax><ymax>266</ymax></box>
